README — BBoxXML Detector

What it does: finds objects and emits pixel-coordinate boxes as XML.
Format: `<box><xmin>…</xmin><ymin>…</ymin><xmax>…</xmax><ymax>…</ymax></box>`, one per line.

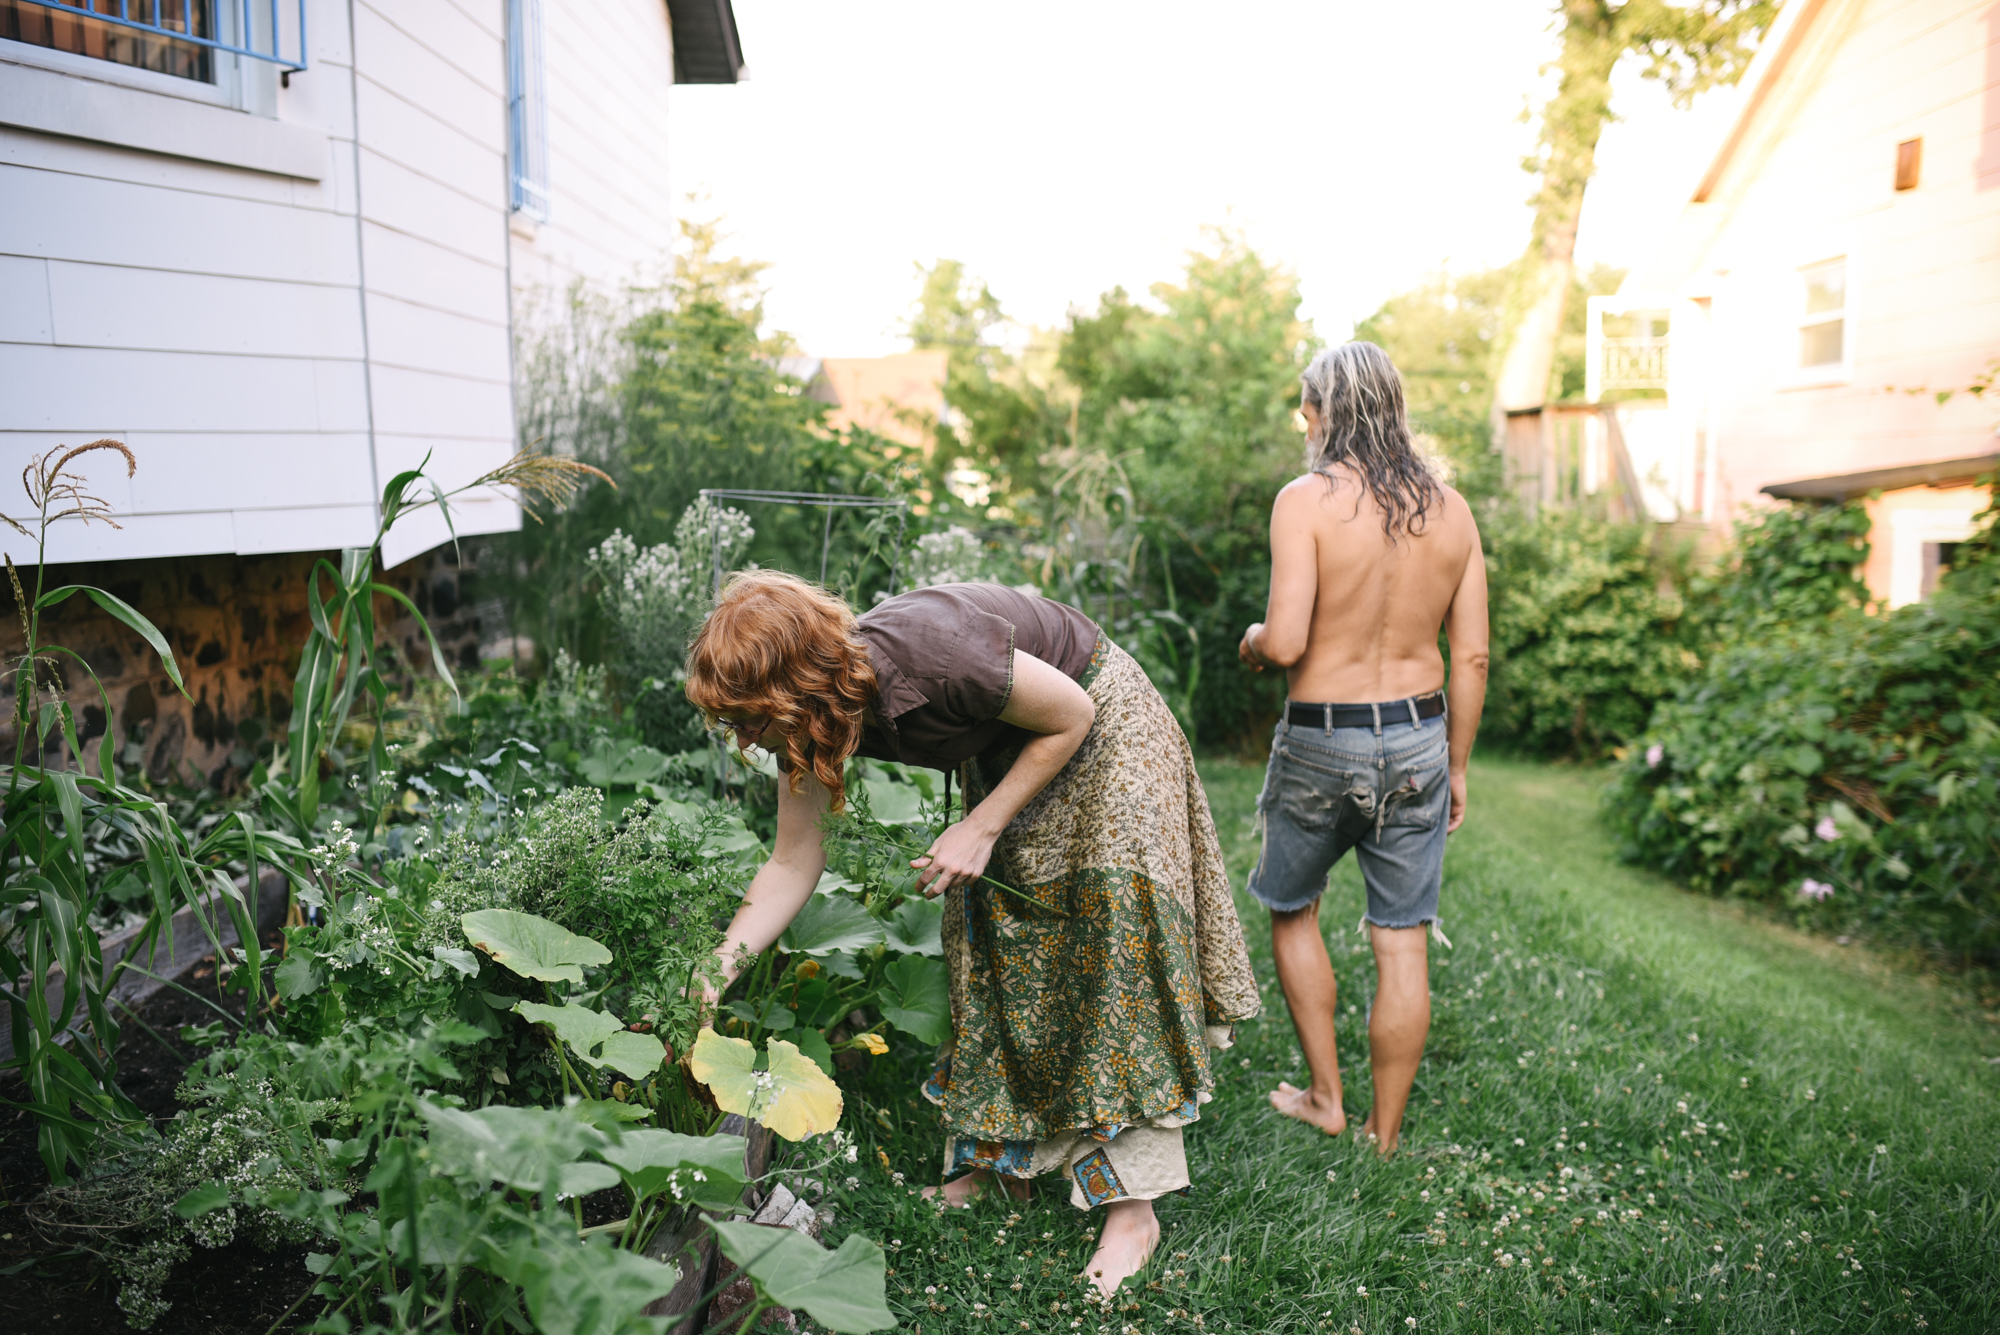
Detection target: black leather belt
<box><xmin>1287</xmin><ymin>690</ymin><xmax>1445</xmax><ymax>730</ymax></box>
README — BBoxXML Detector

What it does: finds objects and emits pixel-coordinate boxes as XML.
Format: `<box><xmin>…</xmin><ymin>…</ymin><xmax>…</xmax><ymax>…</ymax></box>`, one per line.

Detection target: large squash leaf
<box><xmin>687</xmin><ymin>1029</ymin><xmax>843</xmax><ymax>1141</ymax></box>
<box><xmin>517</xmin><ymin>1239</ymin><xmax>683</xmax><ymax>1335</ymax></box>
<box><xmin>710</xmin><ymin>1220</ymin><xmax>894</xmax><ymax>1333</ymax></box>
<box><xmin>462</xmin><ymin>909</ymin><xmax>611</xmax><ymax>984</ymax></box>
<box><xmin>418</xmin><ymin>1102</ymin><xmax>608</xmax><ymax>1192</ymax></box>
<box><xmin>878</xmin><ymin>955</ymin><xmax>951</xmax><ymax>1045</ymax></box>
<box><xmin>778</xmin><ymin>892</ymin><xmax>884</xmax><ymax>956</ymax></box>
<box><xmin>514</xmin><ymin>1001</ymin><xmax>667</xmax><ymax>1079</ymax></box>
<box><xmin>596</xmin><ymin>1128</ymin><xmax>746</xmax><ymax>1212</ymax></box>
<box><xmin>883</xmin><ymin>896</ymin><xmax>943</xmax><ymax>956</ymax></box>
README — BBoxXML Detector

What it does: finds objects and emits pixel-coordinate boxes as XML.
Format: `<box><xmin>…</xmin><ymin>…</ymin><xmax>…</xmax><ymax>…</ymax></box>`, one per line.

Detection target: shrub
<box><xmin>1607</xmin><ymin>503</ymin><xmax>2000</xmax><ymax>966</ymax></box>
<box><xmin>1482</xmin><ymin>508</ymin><xmax>1700</xmax><ymax>758</ymax></box>
<box><xmin>589</xmin><ymin>500</ymin><xmax>755</xmax><ymax>752</ymax></box>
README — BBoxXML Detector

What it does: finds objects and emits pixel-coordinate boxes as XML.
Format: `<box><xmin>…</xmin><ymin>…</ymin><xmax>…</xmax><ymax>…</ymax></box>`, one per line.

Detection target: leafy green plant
<box><xmin>1483</xmin><ymin>507</ymin><xmax>1701</xmax><ymax>757</ymax></box>
<box><xmin>267</xmin><ymin>448</ymin><xmax>610</xmax><ymax>841</ymax></box>
<box><xmin>1608</xmin><ymin>498</ymin><xmax>1999</xmax><ymax>964</ymax></box>
<box><xmin>1</xmin><ymin>443</ymin><xmax>302</xmax><ymax>1181</ymax></box>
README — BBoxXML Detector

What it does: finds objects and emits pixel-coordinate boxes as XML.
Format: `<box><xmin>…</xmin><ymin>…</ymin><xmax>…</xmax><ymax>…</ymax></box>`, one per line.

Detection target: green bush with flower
<box><xmin>1607</xmin><ymin>499</ymin><xmax>2000</xmax><ymax>966</ymax></box>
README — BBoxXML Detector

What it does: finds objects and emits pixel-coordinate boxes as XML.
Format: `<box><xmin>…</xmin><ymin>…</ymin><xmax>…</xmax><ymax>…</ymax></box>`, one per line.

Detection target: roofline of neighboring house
<box><xmin>1761</xmin><ymin>451</ymin><xmax>2000</xmax><ymax>501</ymax></box>
<box><xmin>1691</xmin><ymin>0</ymin><xmax>1834</xmax><ymax>204</ymax></box>
<box><xmin>667</xmin><ymin>0</ymin><xmax>747</xmax><ymax>83</ymax></box>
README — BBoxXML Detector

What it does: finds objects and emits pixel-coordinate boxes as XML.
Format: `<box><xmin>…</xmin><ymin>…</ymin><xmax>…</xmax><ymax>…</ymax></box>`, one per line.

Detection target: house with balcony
<box><xmin>1583</xmin><ymin>0</ymin><xmax>1999</xmax><ymax>605</ymax></box>
<box><xmin>0</xmin><ymin>0</ymin><xmax>743</xmax><ymax>783</ymax></box>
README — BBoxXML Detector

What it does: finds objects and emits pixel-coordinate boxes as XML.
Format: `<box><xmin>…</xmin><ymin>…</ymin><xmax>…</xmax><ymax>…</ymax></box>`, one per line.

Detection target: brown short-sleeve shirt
<box><xmin>854</xmin><ymin>584</ymin><xmax>1100</xmax><ymax>772</ymax></box>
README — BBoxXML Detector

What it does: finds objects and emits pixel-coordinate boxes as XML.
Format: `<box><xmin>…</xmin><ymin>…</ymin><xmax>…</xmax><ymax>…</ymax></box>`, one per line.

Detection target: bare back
<box><xmin>1257</xmin><ymin>464</ymin><xmax>1484</xmax><ymax>703</ymax></box>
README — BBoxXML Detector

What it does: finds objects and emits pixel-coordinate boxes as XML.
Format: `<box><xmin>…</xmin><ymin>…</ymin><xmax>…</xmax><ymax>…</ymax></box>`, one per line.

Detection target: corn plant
<box><xmin>0</xmin><ymin>443</ymin><xmax>299</xmax><ymax>1182</ymax></box>
<box><xmin>265</xmin><ymin>448</ymin><xmax>613</xmax><ymax>841</ymax></box>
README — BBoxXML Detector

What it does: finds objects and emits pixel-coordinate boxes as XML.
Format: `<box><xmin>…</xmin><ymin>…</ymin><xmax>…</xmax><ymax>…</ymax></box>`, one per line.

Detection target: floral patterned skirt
<box><xmin>927</xmin><ymin>637</ymin><xmax>1260</xmax><ymax>1200</ymax></box>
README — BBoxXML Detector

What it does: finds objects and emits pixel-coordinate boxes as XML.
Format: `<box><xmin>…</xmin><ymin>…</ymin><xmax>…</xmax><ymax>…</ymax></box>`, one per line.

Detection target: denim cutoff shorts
<box><xmin>1245</xmin><ymin>707</ymin><xmax>1449</xmax><ymax>926</ymax></box>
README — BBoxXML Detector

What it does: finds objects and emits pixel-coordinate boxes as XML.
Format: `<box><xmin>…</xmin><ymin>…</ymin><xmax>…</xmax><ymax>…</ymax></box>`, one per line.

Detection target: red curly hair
<box><xmin>684</xmin><ymin>570</ymin><xmax>878</xmax><ymax>810</ymax></box>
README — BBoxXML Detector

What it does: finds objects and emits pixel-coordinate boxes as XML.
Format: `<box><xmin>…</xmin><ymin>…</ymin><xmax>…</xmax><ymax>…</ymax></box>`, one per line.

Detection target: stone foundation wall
<box><xmin>0</xmin><ymin>542</ymin><xmax>507</xmax><ymax>791</ymax></box>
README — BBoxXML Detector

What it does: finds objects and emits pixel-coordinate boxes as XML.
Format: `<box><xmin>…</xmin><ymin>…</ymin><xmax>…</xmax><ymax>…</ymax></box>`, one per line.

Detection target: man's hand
<box><xmin>1238</xmin><ymin>623</ymin><xmax>1268</xmax><ymax>671</ymax></box>
<box><xmin>913</xmin><ymin>817</ymin><xmax>1001</xmax><ymax>897</ymax></box>
<box><xmin>1447</xmin><ymin>769</ymin><xmax>1468</xmax><ymax>833</ymax></box>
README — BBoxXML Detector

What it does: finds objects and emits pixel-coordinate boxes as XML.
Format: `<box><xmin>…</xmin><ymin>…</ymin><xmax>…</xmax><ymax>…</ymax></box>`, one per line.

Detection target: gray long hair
<box><xmin>1300</xmin><ymin>341</ymin><xmax>1443</xmax><ymax>538</ymax></box>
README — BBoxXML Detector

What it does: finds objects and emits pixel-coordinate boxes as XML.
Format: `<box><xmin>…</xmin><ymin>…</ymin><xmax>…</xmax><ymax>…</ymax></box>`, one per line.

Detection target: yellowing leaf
<box><xmin>688</xmin><ymin>1028</ymin><xmax>844</xmax><ymax>1142</ymax></box>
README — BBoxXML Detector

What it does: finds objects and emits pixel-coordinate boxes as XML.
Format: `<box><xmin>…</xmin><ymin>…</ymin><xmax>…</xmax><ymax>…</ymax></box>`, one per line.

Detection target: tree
<box><xmin>494</xmin><ymin>214</ymin><xmax>820</xmax><ymax>667</ymax></box>
<box><xmin>1492</xmin><ymin>0</ymin><xmax>1776</xmax><ymax>417</ymax></box>
<box><xmin>904</xmin><ymin>259</ymin><xmax>1070</xmax><ymax>517</ymax></box>
<box><xmin>1059</xmin><ymin>229</ymin><xmax>1314</xmax><ymax>739</ymax></box>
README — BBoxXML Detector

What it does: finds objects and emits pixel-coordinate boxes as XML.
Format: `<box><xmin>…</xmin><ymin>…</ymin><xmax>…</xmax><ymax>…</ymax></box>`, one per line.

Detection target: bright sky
<box><xmin>665</xmin><ymin>1</ymin><xmax>1748</xmax><ymax>357</ymax></box>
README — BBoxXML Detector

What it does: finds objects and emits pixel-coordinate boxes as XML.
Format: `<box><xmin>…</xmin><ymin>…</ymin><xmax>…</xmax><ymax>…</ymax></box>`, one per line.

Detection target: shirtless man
<box><xmin>1237</xmin><ymin>340</ymin><xmax>1489</xmax><ymax>1154</ymax></box>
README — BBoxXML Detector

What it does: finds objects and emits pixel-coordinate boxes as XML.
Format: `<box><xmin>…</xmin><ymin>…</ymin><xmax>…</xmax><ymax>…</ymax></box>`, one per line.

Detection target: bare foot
<box><xmin>1083</xmin><ymin>1198</ymin><xmax>1160</xmax><ymax>1300</ymax></box>
<box><xmin>919</xmin><ymin>1169</ymin><xmax>1031</xmax><ymax>1208</ymax></box>
<box><xmin>1269</xmin><ymin>1081</ymin><xmax>1347</xmax><ymax>1135</ymax></box>
<box><xmin>1357</xmin><ymin>1112</ymin><xmax>1394</xmax><ymax>1156</ymax></box>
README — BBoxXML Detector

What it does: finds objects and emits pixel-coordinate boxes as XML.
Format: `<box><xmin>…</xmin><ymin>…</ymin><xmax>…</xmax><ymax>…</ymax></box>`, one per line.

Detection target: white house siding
<box><xmin>1628</xmin><ymin>0</ymin><xmax>2000</xmax><ymax>529</ymax></box>
<box><xmin>512</xmin><ymin>0</ymin><xmax>678</xmax><ymax>293</ymax></box>
<box><xmin>0</xmin><ymin>0</ymin><xmax>530</xmax><ymax>572</ymax></box>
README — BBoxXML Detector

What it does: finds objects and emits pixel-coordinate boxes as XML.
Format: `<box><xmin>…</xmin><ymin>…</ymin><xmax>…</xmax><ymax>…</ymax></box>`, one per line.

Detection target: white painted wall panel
<box><xmin>0</xmin><ymin>126</ymin><xmax>312</xmax><ymax>208</ymax></box>
<box><xmin>47</xmin><ymin>262</ymin><xmax>366</xmax><ymax>360</ymax></box>
<box><xmin>364</xmin><ymin>292</ymin><xmax>510</xmax><ymax>381</ymax></box>
<box><xmin>353</xmin><ymin>4</ymin><xmax>506</xmax><ymax>150</ymax></box>
<box><xmin>0</xmin><ymin>256</ymin><xmax>53</xmax><ymax>342</ymax></box>
<box><xmin>360</xmin><ymin>222</ymin><xmax>508</xmax><ymax>323</ymax></box>
<box><xmin>123</xmin><ymin>433</ymin><xmax>377</xmax><ymax>513</ymax></box>
<box><xmin>367</xmin><ymin>366</ymin><xmax>513</xmax><ymax>442</ymax></box>
<box><xmin>353</xmin><ymin>76</ymin><xmax>503</xmax><ymax>207</ymax></box>
<box><xmin>0</xmin><ymin>346</ymin><xmax>331</xmax><ymax>433</ymax></box>
<box><xmin>37</xmin><ymin>510</ymin><xmax>235</xmax><ymax>564</ymax></box>
<box><xmin>357</xmin><ymin>150</ymin><xmax>506</xmax><ymax>267</ymax></box>
<box><xmin>373</xmin><ymin>436</ymin><xmax>514</xmax><ymax>496</ymax></box>
<box><xmin>233</xmin><ymin>504</ymin><xmax>379</xmax><ymax>555</ymax></box>
<box><xmin>0</xmin><ymin>165</ymin><xmax>359</xmax><ymax>286</ymax></box>
<box><xmin>313</xmin><ymin>359</ymin><xmax>374</xmax><ymax>433</ymax></box>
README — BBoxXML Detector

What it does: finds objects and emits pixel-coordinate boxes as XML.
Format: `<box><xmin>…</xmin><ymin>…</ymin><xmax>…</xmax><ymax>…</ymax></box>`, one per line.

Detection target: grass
<box><xmin>829</xmin><ymin>755</ymin><xmax>2000</xmax><ymax>1334</ymax></box>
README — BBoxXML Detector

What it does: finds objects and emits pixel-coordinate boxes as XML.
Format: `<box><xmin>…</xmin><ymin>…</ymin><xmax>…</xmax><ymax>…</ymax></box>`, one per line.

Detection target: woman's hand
<box><xmin>912</xmin><ymin>817</ymin><xmax>1001</xmax><ymax>897</ymax></box>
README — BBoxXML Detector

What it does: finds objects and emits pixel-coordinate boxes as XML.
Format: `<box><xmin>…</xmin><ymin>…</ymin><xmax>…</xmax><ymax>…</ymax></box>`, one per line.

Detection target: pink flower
<box><xmin>1814</xmin><ymin>816</ymin><xmax>1840</xmax><ymax>842</ymax></box>
<box><xmin>1645</xmin><ymin>745</ymin><xmax>1664</xmax><ymax>769</ymax></box>
<box><xmin>1799</xmin><ymin>878</ymin><xmax>1834</xmax><ymax>902</ymax></box>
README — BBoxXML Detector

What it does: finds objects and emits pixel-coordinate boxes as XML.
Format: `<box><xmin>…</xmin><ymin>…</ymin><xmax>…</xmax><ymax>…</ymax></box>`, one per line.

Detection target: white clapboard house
<box><xmin>0</xmin><ymin>0</ymin><xmax>742</xmax><ymax>783</ymax></box>
<box><xmin>1583</xmin><ymin>0</ymin><xmax>1998</xmax><ymax>607</ymax></box>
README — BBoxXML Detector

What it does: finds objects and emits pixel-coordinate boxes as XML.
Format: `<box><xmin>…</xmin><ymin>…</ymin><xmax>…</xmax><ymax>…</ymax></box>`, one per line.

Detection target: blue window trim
<box><xmin>13</xmin><ymin>0</ymin><xmax>308</xmax><ymax>72</ymax></box>
<box><xmin>507</xmin><ymin>0</ymin><xmax>550</xmax><ymax>222</ymax></box>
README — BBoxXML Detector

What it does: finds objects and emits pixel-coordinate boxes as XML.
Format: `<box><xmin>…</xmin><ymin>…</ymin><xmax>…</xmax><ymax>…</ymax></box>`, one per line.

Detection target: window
<box><xmin>1</xmin><ymin>0</ymin><xmax>215</xmax><ymax>82</ymax></box>
<box><xmin>0</xmin><ymin>1</ymin><xmax>305</xmax><ymax>81</ymax></box>
<box><xmin>1894</xmin><ymin>137</ymin><xmax>1922</xmax><ymax>192</ymax></box>
<box><xmin>1798</xmin><ymin>259</ymin><xmax>1845</xmax><ymax>369</ymax></box>
<box><xmin>507</xmin><ymin>0</ymin><xmax>550</xmax><ymax>222</ymax></box>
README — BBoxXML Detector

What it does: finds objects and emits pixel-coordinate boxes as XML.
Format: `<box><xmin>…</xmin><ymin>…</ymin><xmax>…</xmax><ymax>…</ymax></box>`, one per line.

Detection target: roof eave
<box><xmin>1690</xmin><ymin>0</ymin><xmax>1832</xmax><ymax>203</ymax></box>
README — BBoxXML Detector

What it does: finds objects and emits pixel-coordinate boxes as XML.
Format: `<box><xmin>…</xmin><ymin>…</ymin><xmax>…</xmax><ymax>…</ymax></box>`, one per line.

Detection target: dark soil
<box><xmin>0</xmin><ymin>933</ymin><xmax>317</xmax><ymax>1334</ymax></box>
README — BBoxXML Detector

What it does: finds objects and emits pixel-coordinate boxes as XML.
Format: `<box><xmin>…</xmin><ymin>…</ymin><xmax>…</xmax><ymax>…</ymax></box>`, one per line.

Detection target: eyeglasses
<box><xmin>716</xmin><ymin>715</ymin><xmax>772</xmax><ymax>747</ymax></box>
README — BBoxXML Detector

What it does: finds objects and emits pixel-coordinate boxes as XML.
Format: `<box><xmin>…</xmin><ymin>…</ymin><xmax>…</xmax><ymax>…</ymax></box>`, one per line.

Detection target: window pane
<box><xmin>0</xmin><ymin>0</ymin><xmax>216</xmax><ymax>82</ymax></box>
<box><xmin>1803</xmin><ymin>263</ymin><xmax>1845</xmax><ymax>315</ymax></box>
<box><xmin>1800</xmin><ymin>319</ymin><xmax>1844</xmax><ymax>367</ymax></box>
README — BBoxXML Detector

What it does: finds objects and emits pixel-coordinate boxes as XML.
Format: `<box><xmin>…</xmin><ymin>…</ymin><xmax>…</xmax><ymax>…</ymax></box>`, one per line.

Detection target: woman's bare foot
<box><xmin>1357</xmin><ymin>1112</ymin><xmax>1394</xmax><ymax>1156</ymax></box>
<box><xmin>1083</xmin><ymin>1198</ymin><xmax>1160</xmax><ymax>1300</ymax></box>
<box><xmin>919</xmin><ymin>1169</ymin><xmax>1031</xmax><ymax>1208</ymax></box>
<box><xmin>1269</xmin><ymin>1081</ymin><xmax>1347</xmax><ymax>1135</ymax></box>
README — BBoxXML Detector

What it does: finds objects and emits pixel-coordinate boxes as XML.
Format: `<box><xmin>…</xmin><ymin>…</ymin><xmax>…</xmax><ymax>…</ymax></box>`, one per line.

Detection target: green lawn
<box><xmin>836</xmin><ymin>756</ymin><xmax>2000</xmax><ymax>1334</ymax></box>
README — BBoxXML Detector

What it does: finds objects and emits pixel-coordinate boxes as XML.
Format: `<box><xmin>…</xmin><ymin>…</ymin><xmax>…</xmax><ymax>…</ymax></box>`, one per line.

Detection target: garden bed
<box><xmin>0</xmin><ymin>930</ymin><xmax>317</xmax><ymax>1335</ymax></box>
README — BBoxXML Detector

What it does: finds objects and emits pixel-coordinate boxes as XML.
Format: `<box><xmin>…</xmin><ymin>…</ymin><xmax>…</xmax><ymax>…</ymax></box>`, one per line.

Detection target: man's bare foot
<box><xmin>1269</xmin><ymin>1081</ymin><xmax>1347</xmax><ymax>1135</ymax></box>
<box><xmin>1357</xmin><ymin>1113</ymin><xmax>1394</xmax><ymax>1156</ymax></box>
<box><xmin>1083</xmin><ymin>1199</ymin><xmax>1160</xmax><ymax>1300</ymax></box>
<box><xmin>919</xmin><ymin>1169</ymin><xmax>1031</xmax><ymax>1208</ymax></box>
